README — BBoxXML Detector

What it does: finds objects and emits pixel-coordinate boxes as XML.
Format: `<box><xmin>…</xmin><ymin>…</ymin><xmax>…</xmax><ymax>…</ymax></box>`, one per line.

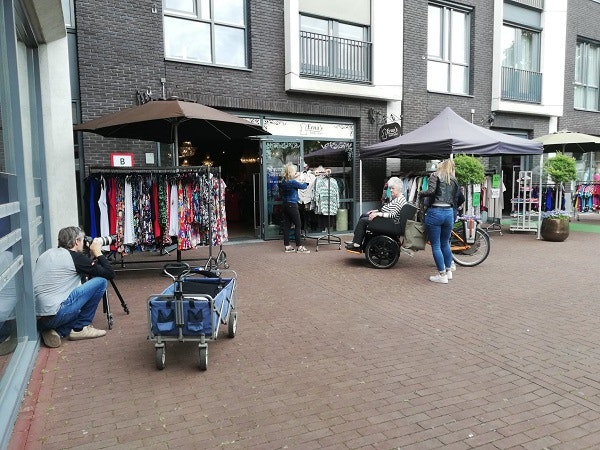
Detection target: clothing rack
<box><xmin>85</xmin><ymin>165</ymin><xmax>228</xmax><ymax>271</ymax></box>
<box><xmin>87</xmin><ymin>165</ymin><xmax>212</xmax><ymax>175</ymax></box>
<box><xmin>572</xmin><ymin>181</ymin><xmax>600</xmax><ymax>221</ymax></box>
<box><xmin>304</xmin><ymin>173</ymin><xmax>341</xmax><ymax>251</ymax></box>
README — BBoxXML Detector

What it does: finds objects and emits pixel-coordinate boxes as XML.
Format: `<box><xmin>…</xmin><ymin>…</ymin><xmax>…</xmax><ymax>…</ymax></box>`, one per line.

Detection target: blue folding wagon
<box><xmin>147</xmin><ymin>263</ymin><xmax>237</xmax><ymax>370</ymax></box>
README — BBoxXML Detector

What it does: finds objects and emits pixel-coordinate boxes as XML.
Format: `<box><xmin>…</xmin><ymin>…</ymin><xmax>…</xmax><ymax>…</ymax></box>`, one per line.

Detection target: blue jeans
<box><xmin>38</xmin><ymin>277</ymin><xmax>108</xmax><ymax>337</ymax></box>
<box><xmin>424</xmin><ymin>207</ymin><xmax>454</xmax><ymax>272</ymax></box>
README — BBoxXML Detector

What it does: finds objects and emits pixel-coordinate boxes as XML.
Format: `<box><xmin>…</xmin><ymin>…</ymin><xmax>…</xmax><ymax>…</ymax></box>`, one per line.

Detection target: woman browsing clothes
<box><xmin>279</xmin><ymin>163</ymin><xmax>311</xmax><ymax>254</ymax></box>
<box><xmin>345</xmin><ymin>177</ymin><xmax>407</xmax><ymax>248</ymax></box>
<box><xmin>418</xmin><ymin>159</ymin><xmax>465</xmax><ymax>284</ymax></box>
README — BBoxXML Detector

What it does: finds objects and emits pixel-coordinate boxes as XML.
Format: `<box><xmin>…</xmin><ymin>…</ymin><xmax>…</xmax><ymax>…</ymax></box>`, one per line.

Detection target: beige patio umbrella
<box><xmin>533</xmin><ymin>130</ymin><xmax>600</xmax><ymax>153</ymax></box>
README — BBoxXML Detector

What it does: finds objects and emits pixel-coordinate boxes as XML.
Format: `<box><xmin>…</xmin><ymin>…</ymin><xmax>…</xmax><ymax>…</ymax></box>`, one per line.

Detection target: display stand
<box><xmin>87</xmin><ymin>165</ymin><xmax>228</xmax><ymax>271</ymax></box>
<box><xmin>510</xmin><ymin>169</ymin><xmax>538</xmax><ymax>232</ymax></box>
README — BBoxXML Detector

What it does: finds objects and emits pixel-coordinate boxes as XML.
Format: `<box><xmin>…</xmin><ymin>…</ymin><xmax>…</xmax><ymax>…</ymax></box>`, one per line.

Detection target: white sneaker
<box><xmin>68</xmin><ymin>325</ymin><xmax>106</xmax><ymax>341</ymax></box>
<box><xmin>429</xmin><ymin>273</ymin><xmax>448</xmax><ymax>284</ymax></box>
<box><xmin>446</xmin><ymin>270</ymin><xmax>453</xmax><ymax>280</ymax></box>
<box><xmin>41</xmin><ymin>329</ymin><xmax>61</xmax><ymax>348</ymax></box>
<box><xmin>448</xmin><ymin>262</ymin><xmax>456</xmax><ymax>272</ymax></box>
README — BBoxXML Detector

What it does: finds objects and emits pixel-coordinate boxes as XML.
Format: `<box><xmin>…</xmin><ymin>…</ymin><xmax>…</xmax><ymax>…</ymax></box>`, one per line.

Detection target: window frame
<box><xmin>427</xmin><ymin>2</ymin><xmax>472</xmax><ymax>95</ymax></box>
<box><xmin>501</xmin><ymin>23</ymin><xmax>541</xmax><ymax>72</ymax></box>
<box><xmin>163</xmin><ymin>0</ymin><xmax>249</xmax><ymax>68</ymax></box>
<box><xmin>574</xmin><ymin>40</ymin><xmax>600</xmax><ymax>111</ymax></box>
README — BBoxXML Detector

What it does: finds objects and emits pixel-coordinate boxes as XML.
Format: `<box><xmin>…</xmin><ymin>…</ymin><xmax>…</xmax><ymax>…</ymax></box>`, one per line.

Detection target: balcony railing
<box><xmin>501</xmin><ymin>66</ymin><xmax>542</xmax><ymax>103</ymax></box>
<box><xmin>300</xmin><ymin>31</ymin><xmax>371</xmax><ymax>83</ymax></box>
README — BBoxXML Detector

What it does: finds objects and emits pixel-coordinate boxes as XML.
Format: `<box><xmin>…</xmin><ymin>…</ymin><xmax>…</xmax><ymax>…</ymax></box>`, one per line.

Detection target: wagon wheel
<box><xmin>155</xmin><ymin>345</ymin><xmax>166</xmax><ymax>370</ymax></box>
<box><xmin>228</xmin><ymin>310</ymin><xmax>237</xmax><ymax>338</ymax></box>
<box><xmin>365</xmin><ymin>235</ymin><xmax>400</xmax><ymax>269</ymax></box>
<box><xmin>218</xmin><ymin>251</ymin><xmax>229</xmax><ymax>269</ymax></box>
<box><xmin>199</xmin><ymin>345</ymin><xmax>208</xmax><ymax>371</ymax></box>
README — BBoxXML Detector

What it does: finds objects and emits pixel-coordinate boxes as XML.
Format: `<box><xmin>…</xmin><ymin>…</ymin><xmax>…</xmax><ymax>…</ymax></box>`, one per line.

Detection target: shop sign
<box><xmin>110</xmin><ymin>153</ymin><xmax>134</xmax><ymax>167</ymax></box>
<box><xmin>259</xmin><ymin>118</ymin><xmax>354</xmax><ymax>139</ymax></box>
<box><xmin>379</xmin><ymin>122</ymin><xmax>401</xmax><ymax>142</ymax></box>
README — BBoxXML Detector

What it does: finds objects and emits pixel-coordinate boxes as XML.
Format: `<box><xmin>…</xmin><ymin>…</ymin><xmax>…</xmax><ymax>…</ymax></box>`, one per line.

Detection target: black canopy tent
<box><xmin>361</xmin><ymin>107</ymin><xmax>543</xmax><ymax>159</ymax></box>
<box><xmin>358</xmin><ymin>107</ymin><xmax>544</xmax><ymax>236</ymax></box>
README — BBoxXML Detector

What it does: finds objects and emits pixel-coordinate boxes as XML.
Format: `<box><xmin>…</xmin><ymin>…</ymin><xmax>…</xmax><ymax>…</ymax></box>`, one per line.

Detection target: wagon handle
<box><xmin>163</xmin><ymin>262</ymin><xmax>191</xmax><ymax>281</ymax></box>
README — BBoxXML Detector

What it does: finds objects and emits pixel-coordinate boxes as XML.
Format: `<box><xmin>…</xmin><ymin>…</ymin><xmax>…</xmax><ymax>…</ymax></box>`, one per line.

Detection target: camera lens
<box><xmin>85</xmin><ymin>235</ymin><xmax>116</xmax><ymax>246</ymax></box>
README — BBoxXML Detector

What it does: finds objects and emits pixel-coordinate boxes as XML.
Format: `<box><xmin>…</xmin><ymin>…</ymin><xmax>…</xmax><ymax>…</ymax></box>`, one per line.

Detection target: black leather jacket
<box><xmin>419</xmin><ymin>174</ymin><xmax>463</xmax><ymax>207</ymax></box>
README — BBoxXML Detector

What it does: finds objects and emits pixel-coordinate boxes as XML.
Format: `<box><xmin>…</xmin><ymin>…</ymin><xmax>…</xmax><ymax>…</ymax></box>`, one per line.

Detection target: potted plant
<box><xmin>454</xmin><ymin>154</ymin><xmax>485</xmax><ymax>216</ymax></box>
<box><xmin>540</xmin><ymin>209</ymin><xmax>570</xmax><ymax>241</ymax></box>
<box><xmin>540</xmin><ymin>152</ymin><xmax>577</xmax><ymax>241</ymax></box>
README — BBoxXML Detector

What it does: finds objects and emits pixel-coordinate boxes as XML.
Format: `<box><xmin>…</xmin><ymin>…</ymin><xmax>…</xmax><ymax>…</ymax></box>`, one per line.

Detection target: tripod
<box><xmin>102</xmin><ymin>279</ymin><xmax>129</xmax><ymax>329</ymax></box>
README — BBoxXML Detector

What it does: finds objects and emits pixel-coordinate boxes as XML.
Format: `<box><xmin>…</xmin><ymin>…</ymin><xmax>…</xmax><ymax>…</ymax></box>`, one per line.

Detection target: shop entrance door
<box><xmin>260</xmin><ymin>139</ymin><xmax>303</xmax><ymax>240</ymax></box>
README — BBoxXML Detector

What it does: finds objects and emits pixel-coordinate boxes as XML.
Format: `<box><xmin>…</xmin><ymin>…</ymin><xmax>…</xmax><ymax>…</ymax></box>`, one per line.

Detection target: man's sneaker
<box><xmin>41</xmin><ymin>329</ymin><xmax>62</xmax><ymax>348</ymax></box>
<box><xmin>296</xmin><ymin>246</ymin><xmax>310</xmax><ymax>254</ymax></box>
<box><xmin>429</xmin><ymin>273</ymin><xmax>448</xmax><ymax>284</ymax></box>
<box><xmin>68</xmin><ymin>325</ymin><xmax>106</xmax><ymax>341</ymax></box>
<box><xmin>446</xmin><ymin>270</ymin><xmax>453</xmax><ymax>280</ymax></box>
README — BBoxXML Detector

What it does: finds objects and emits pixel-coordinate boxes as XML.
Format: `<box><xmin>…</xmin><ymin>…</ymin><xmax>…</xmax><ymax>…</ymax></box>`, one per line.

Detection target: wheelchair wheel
<box><xmin>365</xmin><ymin>235</ymin><xmax>400</xmax><ymax>269</ymax></box>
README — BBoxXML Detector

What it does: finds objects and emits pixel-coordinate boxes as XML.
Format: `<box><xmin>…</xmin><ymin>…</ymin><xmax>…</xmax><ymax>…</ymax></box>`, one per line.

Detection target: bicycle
<box><xmin>449</xmin><ymin>215</ymin><xmax>490</xmax><ymax>267</ymax></box>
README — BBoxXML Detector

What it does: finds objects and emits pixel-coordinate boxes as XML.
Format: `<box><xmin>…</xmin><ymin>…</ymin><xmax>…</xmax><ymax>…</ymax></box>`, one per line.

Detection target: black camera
<box><xmin>84</xmin><ymin>235</ymin><xmax>116</xmax><ymax>246</ymax></box>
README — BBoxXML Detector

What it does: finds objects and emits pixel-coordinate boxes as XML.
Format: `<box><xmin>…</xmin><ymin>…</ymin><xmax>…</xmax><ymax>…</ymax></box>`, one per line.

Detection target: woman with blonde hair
<box><xmin>418</xmin><ymin>159</ymin><xmax>464</xmax><ymax>284</ymax></box>
<box><xmin>279</xmin><ymin>163</ymin><xmax>311</xmax><ymax>253</ymax></box>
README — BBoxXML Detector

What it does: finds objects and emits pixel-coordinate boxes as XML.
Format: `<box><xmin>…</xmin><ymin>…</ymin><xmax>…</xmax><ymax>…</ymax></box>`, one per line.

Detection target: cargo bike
<box><xmin>346</xmin><ymin>203</ymin><xmax>490</xmax><ymax>269</ymax></box>
<box><xmin>147</xmin><ymin>262</ymin><xmax>238</xmax><ymax>370</ymax></box>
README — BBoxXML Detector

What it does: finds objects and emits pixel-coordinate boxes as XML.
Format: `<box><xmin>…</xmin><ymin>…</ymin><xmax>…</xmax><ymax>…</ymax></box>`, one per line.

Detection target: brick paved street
<box><xmin>9</xmin><ymin>221</ymin><xmax>600</xmax><ymax>449</ymax></box>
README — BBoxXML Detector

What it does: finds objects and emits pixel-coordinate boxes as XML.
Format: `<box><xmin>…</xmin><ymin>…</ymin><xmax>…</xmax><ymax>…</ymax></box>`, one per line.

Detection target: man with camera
<box><xmin>33</xmin><ymin>226</ymin><xmax>115</xmax><ymax>348</ymax></box>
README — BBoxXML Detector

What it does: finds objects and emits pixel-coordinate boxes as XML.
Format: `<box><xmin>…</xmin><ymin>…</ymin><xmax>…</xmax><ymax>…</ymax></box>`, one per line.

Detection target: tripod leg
<box><xmin>110</xmin><ymin>279</ymin><xmax>130</xmax><ymax>314</ymax></box>
<box><xmin>102</xmin><ymin>291</ymin><xmax>114</xmax><ymax>330</ymax></box>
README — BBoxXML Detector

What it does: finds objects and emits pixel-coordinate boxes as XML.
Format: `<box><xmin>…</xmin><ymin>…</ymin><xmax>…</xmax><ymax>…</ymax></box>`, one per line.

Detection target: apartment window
<box><xmin>427</xmin><ymin>3</ymin><xmax>471</xmax><ymax>95</ymax></box>
<box><xmin>163</xmin><ymin>0</ymin><xmax>247</xmax><ymax>67</ymax></box>
<box><xmin>501</xmin><ymin>25</ymin><xmax>540</xmax><ymax>72</ymax></box>
<box><xmin>300</xmin><ymin>15</ymin><xmax>371</xmax><ymax>82</ymax></box>
<box><xmin>500</xmin><ymin>1</ymin><xmax>542</xmax><ymax>103</ymax></box>
<box><xmin>575</xmin><ymin>41</ymin><xmax>600</xmax><ymax>111</ymax></box>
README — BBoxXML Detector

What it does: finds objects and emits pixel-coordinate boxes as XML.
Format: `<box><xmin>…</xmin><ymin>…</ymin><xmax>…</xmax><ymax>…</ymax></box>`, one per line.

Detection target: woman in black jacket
<box><xmin>418</xmin><ymin>159</ymin><xmax>464</xmax><ymax>284</ymax></box>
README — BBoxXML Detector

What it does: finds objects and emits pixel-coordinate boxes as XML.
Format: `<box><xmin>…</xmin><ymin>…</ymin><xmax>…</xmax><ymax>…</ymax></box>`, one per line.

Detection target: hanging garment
<box><xmin>98</xmin><ymin>176</ymin><xmax>110</xmax><ymax>251</ymax></box>
<box><xmin>168</xmin><ymin>181</ymin><xmax>179</xmax><ymax>237</ymax></box>
<box><xmin>313</xmin><ymin>176</ymin><xmax>339</xmax><ymax>215</ymax></box>
<box><xmin>123</xmin><ymin>177</ymin><xmax>135</xmax><ymax>245</ymax></box>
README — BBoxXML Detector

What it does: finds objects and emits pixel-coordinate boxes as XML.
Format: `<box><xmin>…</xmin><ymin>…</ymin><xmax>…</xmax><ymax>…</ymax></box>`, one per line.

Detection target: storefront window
<box><xmin>263</xmin><ymin>140</ymin><xmax>301</xmax><ymax>240</ymax></box>
<box><xmin>304</xmin><ymin>140</ymin><xmax>353</xmax><ymax>232</ymax></box>
<box><xmin>0</xmin><ymin>93</ymin><xmax>22</xmax><ymax>379</ymax></box>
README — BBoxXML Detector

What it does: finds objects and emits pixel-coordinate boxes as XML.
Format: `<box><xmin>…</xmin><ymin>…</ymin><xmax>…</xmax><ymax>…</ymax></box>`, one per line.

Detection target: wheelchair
<box><xmin>345</xmin><ymin>203</ymin><xmax>418</xmax><ymax>269</ymax></box>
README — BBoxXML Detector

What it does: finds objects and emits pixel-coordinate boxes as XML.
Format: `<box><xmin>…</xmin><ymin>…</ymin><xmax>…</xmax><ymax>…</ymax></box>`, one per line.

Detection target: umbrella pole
<box><xmin>537</xmin><ymin>154</ymin><xmax>543</xmax><ymax>239</ymax></box>
<box><xmin>172</xmin><ymin>123</ymin><xmax>179</xmax><ymax>166</ymax></box>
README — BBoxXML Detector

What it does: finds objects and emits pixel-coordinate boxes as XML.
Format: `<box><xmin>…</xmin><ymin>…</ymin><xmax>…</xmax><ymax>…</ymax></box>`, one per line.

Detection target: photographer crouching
<box><xmin>33</xmin><ymin>226</ymin><xmax>115</xmax><ymax>348</ymax></box>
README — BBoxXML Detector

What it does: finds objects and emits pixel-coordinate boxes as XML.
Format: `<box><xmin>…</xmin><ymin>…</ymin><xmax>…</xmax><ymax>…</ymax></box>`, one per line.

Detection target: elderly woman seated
<box><xmin>345</xmin><ymin>176</ymin><xmax>407</xmax><ymax>249</ymax></box>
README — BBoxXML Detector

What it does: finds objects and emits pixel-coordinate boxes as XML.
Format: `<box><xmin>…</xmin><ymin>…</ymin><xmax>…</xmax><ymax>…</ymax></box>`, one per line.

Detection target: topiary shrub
<box><xmin>454</xmin><ymin>155</ymin><xmax>485</xmax><ymax>185</ymax></box>
<box><xmin>543</xmin><ymin>152</ymin><xmax>576</xmax><ymax>184</ymax></box>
